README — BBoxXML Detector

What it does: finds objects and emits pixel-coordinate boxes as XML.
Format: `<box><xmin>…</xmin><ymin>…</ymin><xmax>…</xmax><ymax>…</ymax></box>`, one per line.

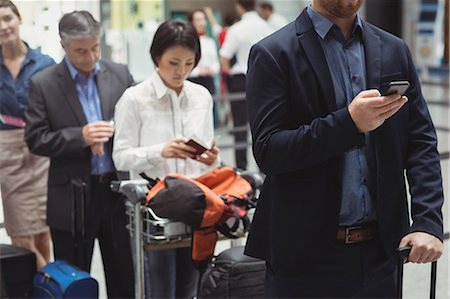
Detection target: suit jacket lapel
<box><xmin>296</xmin><ymin>9</ymin><xmax>336</xmax><ymax>113</ymax></box>
<box><xmin>362</xmin><ymin>22</ymin><xmax>381</xmax><ymax>90</ymax></box>
<box><xmin>56</xmin><ymin>62</ymin><xmax>87</xmax><ymax>126</ymax></box>
<box><xmin>362</xmin><ymin>23</ymin><xmax>384</xmax><ymax>202</ymax></box>
<box><xmin>96</xmin><ymin>62</ymin><xmax>112</xmax><ymax>121</ymax></box>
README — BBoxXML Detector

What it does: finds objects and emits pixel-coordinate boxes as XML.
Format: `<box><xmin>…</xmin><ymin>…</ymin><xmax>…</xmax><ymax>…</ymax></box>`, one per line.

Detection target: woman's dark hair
<box><xmin>237</xmin><ymin>0</ymin><xmax>256</xmax><ymax>12</ymax></box>
<box><xmin>0</xmin><ymin>0</ymin><xmax>21</xmax><ymax>19</ymax></box>
<box><xmin>150</xmin><ymin>20</ymin><xmax>201</xmax><ymax>68</ymax></box>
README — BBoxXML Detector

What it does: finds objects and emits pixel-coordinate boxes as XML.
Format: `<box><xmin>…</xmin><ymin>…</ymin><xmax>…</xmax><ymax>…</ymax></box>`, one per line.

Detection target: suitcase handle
<box><xmin>396</xmin><ymin>246</ymin><xmax>437</xmax><ymax>299</ymax></box>
<box><xmin>71</xmin><ymin>179</ymin><xmax>88</xmax><ymax>270</ymax></box>
<box><xmin>397</xmin><ymin>246</ymin><xmax>412</xmax><ymax>260</ymax></box>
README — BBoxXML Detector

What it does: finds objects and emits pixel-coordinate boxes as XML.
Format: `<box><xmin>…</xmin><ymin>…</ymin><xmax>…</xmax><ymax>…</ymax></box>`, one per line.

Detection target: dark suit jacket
<box><xmin>25</xmin><ymin>60</ymin><xmax>133</xmax><ymax>232</ymax></box>
<box><xmin>244</xmin><ymin>9</ymin><xmax>444</xmax><ymax>277</ymax></box>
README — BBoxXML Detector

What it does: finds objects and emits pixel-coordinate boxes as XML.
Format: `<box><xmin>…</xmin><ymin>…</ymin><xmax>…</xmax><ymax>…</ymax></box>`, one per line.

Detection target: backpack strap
<box><xmin>216</xmin><ymin>206</ymin><xmax>251</xmax><ymax>239</ymax></box>
<box><xmin>139</xmin><ymin>172</ymin><xmax>160</xmax><ymax>188</ymax></box>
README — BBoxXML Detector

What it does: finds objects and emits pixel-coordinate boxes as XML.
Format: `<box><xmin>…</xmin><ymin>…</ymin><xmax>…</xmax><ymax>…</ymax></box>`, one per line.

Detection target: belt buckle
<box><xmin>344</xmin><ymin>225</ymin><xmax>362</xmax><ymax>244</ymax></box>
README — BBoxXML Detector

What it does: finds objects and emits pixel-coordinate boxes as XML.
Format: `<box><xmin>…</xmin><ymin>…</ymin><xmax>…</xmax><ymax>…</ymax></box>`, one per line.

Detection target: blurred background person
<box><xmin>204</xmin><ymin>6</ymin><xmax>238</xmax><ymax>97</ymax></box>
<box><xmin>204</xmin><ymin>6</ymin><xmax>238</xmax><ymax>48</ymax></box>
<box><xmin>219</xmin><ymin>0</ymin><xmax>273</xmax><ymax>170</ymax></box>
<box><xmin>0</xmin><ymin>0</ymin><xmax>54</xmax><ymax>270</ymax></box>
<box><xmin>113</xmin><ymin>20</ymin><xmax>220</xmax><ymax>298</ymax></box>
<box><xmin>188</xmin><ymin>9</ymin><xmax>219</xmax><ymax>99</ymax></box>
<box><xmin>25</xmin><ymin>11</ymin><xmax>134</xmax><ymax>298</ymax></box>
<box><xmin>257</xmin><ymin>1</ymin><xmax>288</xmax><ymax>30</ymax></box>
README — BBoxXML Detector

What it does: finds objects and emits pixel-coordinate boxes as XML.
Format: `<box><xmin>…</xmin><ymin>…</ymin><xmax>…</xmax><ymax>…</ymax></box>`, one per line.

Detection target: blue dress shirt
<box><xmin>65</xmin><ymin>58</ymin><xmax>114</xmax><ymax>175</ymax></box>
<box><xmin>307</xmin><ymin>7</ymin><xmax>376</xmax><ymax>225</ymax></box>
<box><xmin>0</xmin><ymin>43</ymin><xmax>54</xmax><ymax>130</ymax></box>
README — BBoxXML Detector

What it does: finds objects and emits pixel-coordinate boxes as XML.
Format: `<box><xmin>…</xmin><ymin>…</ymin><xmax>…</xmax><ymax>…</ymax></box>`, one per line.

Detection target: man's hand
<box><xmin>82</xmin><ymin>121</ymin><xmax>114</xmax><ymax>146</ymax></box>
<box><xmin>399</xmin><ymin>232</ymin><xmax>443</xmax><ymax>263</ymax></box>
<box><xmin>348</xmin><ymin>89</ymin><xmax>408</xmax><ymax>133</ymax></box>
<box><xmin>161</xmin><ymin>138</ymin><xmax>197</xmax><ymax>160</ymax></box>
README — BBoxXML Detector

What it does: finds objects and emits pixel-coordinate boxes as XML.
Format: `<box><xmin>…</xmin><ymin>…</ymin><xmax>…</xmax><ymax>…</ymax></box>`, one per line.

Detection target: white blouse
<box><xmin>113</xmin><ymin>71</ymin><xmax>219</xmax><ymax>180</ymax></box>
<box><xmin>190</xmin><ymin>35</ymin><xmax>220</xmax><ymax>78</ymax></box>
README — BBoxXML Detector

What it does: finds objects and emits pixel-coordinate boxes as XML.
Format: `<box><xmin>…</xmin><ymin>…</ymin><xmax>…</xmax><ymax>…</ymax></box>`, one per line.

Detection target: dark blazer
<box><xmin>25</xmin><ymin>60</ymin><xmax>133</xmax><ymax>232</ymax></box>
<box><xmin>244</xmin><ymin>9</ymin><xmax>444</xmax><ymax>277</ymax></box>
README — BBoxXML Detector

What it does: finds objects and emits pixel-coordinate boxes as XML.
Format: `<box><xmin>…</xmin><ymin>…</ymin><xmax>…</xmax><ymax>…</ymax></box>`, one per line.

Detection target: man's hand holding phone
<box><xmin>349</xmin><ymin>87</ymin><xmax>408</xmax><ymax>133</ymax></box>
<box><xmin>82</xmin><ymin>120</ymin><xmax>115</xmax><ymax>156</ymax></box>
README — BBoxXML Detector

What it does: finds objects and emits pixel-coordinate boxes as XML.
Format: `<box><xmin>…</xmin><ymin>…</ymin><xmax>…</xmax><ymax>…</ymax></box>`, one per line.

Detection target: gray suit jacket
<box><xmin>25</xmin><ymin>60</ymin><xmax>133</xmax><ymax>232</ymax></box>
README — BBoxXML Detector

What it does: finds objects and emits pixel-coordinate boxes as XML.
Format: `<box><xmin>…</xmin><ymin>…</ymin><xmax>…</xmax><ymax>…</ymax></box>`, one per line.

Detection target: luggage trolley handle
<box><xmin>71</xmin><ymin>179</ymin><xmax>88</xmax><ymax>270</ymax></box>
<box><xmin>396</xmin><ymin>246</ymin><xmax>437</xmax><ymax>299</ymax></box>
<box><xmin>111</xmin><ymin>180</ymin><xmax>149</xmax><ymax>299</ymax></box>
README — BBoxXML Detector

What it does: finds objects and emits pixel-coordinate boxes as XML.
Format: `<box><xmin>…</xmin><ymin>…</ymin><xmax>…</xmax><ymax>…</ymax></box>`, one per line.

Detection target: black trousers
<box><xmin>51</xmin><ymin>177</ymin><xmax>134</xmax><ymax>298</ymax></box>
<box><xmin>264</xmin><ymin>237</ymin><xmax>397</xmax><ymax>298</ymax></box>
<box><xmin>227</xmin><ymin>74</ymin><xmax>248</xmax><ymax>170</ymax></box>
<box><xmin>188</xmin><ymin>75</ymin><xmax>216</xmax><ymax>95</ymax></box>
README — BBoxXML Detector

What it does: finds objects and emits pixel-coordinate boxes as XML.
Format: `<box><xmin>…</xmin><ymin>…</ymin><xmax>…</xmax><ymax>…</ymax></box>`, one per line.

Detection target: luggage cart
<box><xmin>111</xmin><ymin>171</ymin><xmax>263</xmax><ymax>299</ymax></box>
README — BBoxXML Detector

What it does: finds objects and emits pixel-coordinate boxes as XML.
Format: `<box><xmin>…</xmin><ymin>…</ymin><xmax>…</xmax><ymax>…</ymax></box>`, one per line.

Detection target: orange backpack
<box><xmin>145</xmin><ymin>166</ymin><xmax>256</xmax><ymax>269</ymax></box>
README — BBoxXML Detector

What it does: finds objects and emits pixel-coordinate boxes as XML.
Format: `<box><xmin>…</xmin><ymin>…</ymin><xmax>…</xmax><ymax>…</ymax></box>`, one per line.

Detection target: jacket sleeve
<box><xmin>246</xmin><ymin>43</ymin><xmax>364</xmax><ymax>176</ymax></box>
<box><xmin>402</xmin><ymin>42</ymin><xmax>444</xmax><ymax>240</ymax></box>
<box><xmin>25</xmin><ymin>78</ymin><xmax>88</xmax><ymax>158</ymax></box>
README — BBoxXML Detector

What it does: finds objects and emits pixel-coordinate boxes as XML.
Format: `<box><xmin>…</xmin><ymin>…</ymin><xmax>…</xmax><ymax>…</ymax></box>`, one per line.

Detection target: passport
<box><xmin>185</xmin><ymin>137</ymin><xmax>210</xmax><ymax>155</ymax></box>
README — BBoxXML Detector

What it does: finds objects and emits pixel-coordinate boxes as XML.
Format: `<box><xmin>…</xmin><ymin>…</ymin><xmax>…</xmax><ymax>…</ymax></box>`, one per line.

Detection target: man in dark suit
<box><xmin>25</xmin><ymin>11</ymin><xmax>134</xmax><ymax>298</ymax></box>
<box><xmin>245</xmin><ymin>0</ymin><xmax>444</xmax><ymax>297</ymax></box>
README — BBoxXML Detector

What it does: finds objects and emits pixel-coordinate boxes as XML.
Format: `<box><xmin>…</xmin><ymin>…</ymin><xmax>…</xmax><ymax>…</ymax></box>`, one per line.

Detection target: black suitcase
<box><xmin>198</xmin><ymin>246</ymin><xmax>266</xmax><ymax>298</ymax></box>
<box><xmin>0</xmin><ymin>244</ymin><xmax>36</xmax><ymax>298</ymax></box>
<box><xmin>397</xmin><ymin>246</ymin><xmax>437</xmax><ymax>299</ymax></box>
<box><xmin>31</xmin><ymin>179</ymin><xmax>98</xmax><ymax>298</ymax></box>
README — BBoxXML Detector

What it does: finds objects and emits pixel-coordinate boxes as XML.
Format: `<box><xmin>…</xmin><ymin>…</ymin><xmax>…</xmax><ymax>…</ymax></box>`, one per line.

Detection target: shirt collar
<box><xmin>152</xmin><ymin>70</ymin><xmax>186</xmax><ymax>99</ymax></box>
<box><xmin>64</xmin><ymin>56</ymin><xmax>100</xmax><ymax>80</ymax></box>
<box><xmin>307</xmin><ymin>6</ymin><xmax>363</xmax><ymax>40</ymax></box>
<box><xmin>0</xmin><ymin>41</ymin><xmax>37</xmax><ymax>66</ymax></box>
<box><xmin>241</xmin><ymin>11</ymin><xmax>259</xmax><ymax>21</ymax></box>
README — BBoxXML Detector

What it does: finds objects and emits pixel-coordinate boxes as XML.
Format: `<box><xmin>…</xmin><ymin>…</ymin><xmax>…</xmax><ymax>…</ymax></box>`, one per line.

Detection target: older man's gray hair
<box><xmin>59</xmin><ymin>11</ymin><xmax>102</xmax><ymax>45</ymax></box>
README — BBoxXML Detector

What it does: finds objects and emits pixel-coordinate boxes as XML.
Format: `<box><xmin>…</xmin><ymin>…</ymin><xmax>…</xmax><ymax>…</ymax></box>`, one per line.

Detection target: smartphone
<box><xmin>380</xmin><ymin>80</ymin><xmax>410</xmax><ymax>96</ymax></box>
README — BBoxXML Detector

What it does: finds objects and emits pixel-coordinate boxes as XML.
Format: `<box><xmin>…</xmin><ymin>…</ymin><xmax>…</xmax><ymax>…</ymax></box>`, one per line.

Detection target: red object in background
<box><xmin>0</xmin><ymin>114</ymin><xmax>26</xmax><ymax>128</ymax></box>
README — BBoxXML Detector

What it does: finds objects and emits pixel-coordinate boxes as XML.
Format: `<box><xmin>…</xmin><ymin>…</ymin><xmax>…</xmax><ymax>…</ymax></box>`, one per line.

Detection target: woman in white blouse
<box><xmin>113</xmin><ymin>20</ymin><xmax>219</xmax><ymax>298</ymax></box>
<box><xmin>187</xmin><ymin>9</ymin><xmax>220</xmax><ymax>95</ymax></box>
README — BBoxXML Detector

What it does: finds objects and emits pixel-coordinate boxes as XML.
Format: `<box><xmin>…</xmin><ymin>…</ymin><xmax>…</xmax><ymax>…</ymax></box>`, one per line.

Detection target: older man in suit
<box><xmin>245</xmin><ymin>0</ymin><xmax>444</xmax><ymax>297</ymax></box>
<box><xmin>25</xmin><ymin>11</ymin><xmax>134</xmax><ymax>298</ymax></box>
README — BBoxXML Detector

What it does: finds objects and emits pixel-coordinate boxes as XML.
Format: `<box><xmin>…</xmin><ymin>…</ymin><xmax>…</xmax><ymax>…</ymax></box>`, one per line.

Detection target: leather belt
<box><xmin>91</xmin><ymin>172</ymin><xmax>117</xmax><ymax>184</ymax></box>
<box><xmin>336</xmin><ymin>222</ymin><xmax>377</xmax><ymax>244</ymax></box>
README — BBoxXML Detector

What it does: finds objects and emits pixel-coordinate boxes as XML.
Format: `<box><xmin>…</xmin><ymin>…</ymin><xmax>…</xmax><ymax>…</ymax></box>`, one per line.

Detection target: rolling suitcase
<box><xmin>198</xmin><ymin>246</ymin><xmax>266</xmax><ymax>298</ymax></box>
<box><xmin>397</xmin><ymin>246</ymin><xmax>437</xmax><ymax>299</ymax></box>
<box><xmin>0</xmin><ymin>244</ymin><xmax>36</xmax><ymax>298</ymax></box>
<box><xmin>32</xmin><ymin>260</ymin><xmax>98</xmax><ymax>298</ymax></box>
<box><xmin>31</xmin><ymin>179</ymin><xmax>98</xmax><ymax>298</ymax></box>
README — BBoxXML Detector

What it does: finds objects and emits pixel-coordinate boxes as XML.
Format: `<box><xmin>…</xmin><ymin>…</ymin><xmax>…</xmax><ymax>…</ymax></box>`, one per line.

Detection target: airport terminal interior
<box><xmin>0</xmin><ymin>0</ymin><xmax>449</xmax><ymax>298</ymax></box>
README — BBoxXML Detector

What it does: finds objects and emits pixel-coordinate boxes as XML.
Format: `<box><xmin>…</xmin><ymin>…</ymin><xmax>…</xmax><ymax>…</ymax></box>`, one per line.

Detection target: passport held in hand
<box><xmin>185</xmin><ymin>138</ymin><xmax>209</xmax><ymax>155</ymax></box>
